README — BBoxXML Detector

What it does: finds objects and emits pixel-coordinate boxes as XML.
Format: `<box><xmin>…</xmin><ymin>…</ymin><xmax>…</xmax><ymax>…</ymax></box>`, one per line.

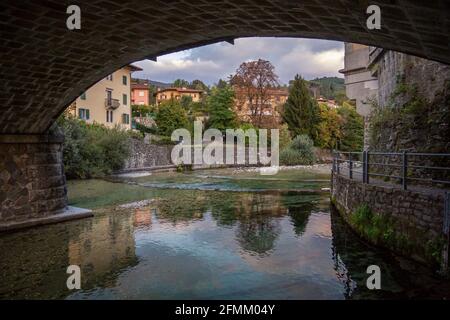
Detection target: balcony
<box><xmin>105</xmin><ymin>98</ymin><xmax>120</xmax><ymax>110</ymax></box>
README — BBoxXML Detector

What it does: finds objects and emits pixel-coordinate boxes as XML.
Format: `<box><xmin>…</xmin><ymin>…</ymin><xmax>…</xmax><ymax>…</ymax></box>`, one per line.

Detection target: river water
<box><xmin>0</xmin><ymin>167</ymin><xmax>449</xmax><ymax>299</ymax></box>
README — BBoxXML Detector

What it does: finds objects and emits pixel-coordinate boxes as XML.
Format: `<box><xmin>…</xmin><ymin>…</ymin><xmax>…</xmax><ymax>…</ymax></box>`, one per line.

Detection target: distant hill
<box><xmin>148</xmin><ymin>80</ymin><xmax>172</xmax><ymax>89</ymax></box>
<box><xmin>132</xmin><ymin>78</ymin><xmax>172</xmax><ymax>89</ymax></box>
<box><xmin>308</xmin><ymin>77</ymin><xmax>345</xmax><ymax>100</ymax></box>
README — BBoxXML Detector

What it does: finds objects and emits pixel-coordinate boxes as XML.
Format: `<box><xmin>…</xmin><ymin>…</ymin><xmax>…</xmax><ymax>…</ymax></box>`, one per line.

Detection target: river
<box><xmin>0</xmin><ymin>167</ymin><xmax>449</xmax><ymax>299</ymax></box>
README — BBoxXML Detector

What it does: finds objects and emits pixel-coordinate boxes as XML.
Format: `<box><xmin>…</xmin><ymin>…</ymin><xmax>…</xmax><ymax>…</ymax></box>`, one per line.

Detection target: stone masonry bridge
<box><xmin>0</xmin><ymin>0</ymin><xmax>449</xmax><ymax>229</ymax></box>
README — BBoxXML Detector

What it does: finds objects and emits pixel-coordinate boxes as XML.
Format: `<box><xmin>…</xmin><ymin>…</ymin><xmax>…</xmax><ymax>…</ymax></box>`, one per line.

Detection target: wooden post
<box><xmin>366</xmin><ymin>151</ymin><xmax>370</xmax><ymax>184</ymax></box>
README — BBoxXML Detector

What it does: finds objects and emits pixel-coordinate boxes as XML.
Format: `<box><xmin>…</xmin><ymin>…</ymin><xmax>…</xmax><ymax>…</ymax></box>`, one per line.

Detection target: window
<box><xmin>106</xmin><ymin>110</ymin><xmax>113</xmax><ymax>123</ymax></box>
<box><xmin>122</xmin><ymin>113</ymin><xmax>130</xmax><ymax>124</ymax></box>
<box><xmin>139</xmin><ymin>91</ymin><xmax>145</xmax><ymax>97</ymax></box>
<box><xmin>106</xmin><ymin>74</ymin><xmax>113</xmax><ymax>81</ymax></box>
<box><xmin>123</xmin><ymin>94</ymin><xmax>127</xmax><ymax>105</ymax></box>
<box><xmin>78</xmin><ymin>108</ymin><xmax>90</xmax><ymax>120</ymax></box>
<box><xmin>80</xmin><ymin>92</ymin><xmax>86</xmax><ymax>100</ymax></box>
<box><xmin>122</xmin><ymin>75</ymin><xmax>127</xmax><ymax>85</ymax></box>
<box><xmin>106</xmin><ymin>89</ymin><xmax>112</xmax><ymax>104</ymax></box>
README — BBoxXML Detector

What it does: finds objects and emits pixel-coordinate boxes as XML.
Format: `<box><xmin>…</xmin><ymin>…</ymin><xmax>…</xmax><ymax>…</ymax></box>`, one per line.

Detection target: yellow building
<box><xmin>68</xmin><ymin>64</ymin><xmax>142</xmax><ymax>130</ymax></box>
<box><xmin>233</xmin><ymin>87</ymin><xmax>288</xmax><ymax>127</ymax></box>
<box><xmin>154</xmin><ymin>87</ymin><xmax>204</xmax><ymax>105</ymax></box>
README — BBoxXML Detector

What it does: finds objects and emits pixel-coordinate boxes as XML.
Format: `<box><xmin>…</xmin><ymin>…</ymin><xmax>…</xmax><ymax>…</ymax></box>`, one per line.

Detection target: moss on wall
<box><xmin>333</xmin><ymin>201</ymin><xmax>446</xmax><ymax>268</ymax></box>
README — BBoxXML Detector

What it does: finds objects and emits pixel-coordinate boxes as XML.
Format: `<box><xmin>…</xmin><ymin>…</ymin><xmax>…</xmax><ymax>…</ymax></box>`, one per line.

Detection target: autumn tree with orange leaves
<box><xmin>230</xmin><ymin>59</ymin><xmax>279</xmax><ymax>127</ymax></box>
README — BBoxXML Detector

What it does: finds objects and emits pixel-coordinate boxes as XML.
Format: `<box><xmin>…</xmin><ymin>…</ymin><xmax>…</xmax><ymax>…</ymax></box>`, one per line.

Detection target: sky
<box><xmin>133</xmin><ymin>37</ymin><xmax>344</xmax><ymax>86</ymax></box>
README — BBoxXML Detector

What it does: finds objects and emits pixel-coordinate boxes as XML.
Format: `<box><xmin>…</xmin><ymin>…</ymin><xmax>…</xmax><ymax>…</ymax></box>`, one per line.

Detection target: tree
<box><xmin>216</xmin><ymin>78</ymin><xmax>228</xmax><ymax>89</ymax></box>
<box><xmin>207</xmin><ymin>85</ymin><xmax>236</xmax><ymax>132</ymax></box>
<box><xmin>131</xmin><ymin>104</ymin><xmax>154</xmax><ymax>117</ymax></box>
<box><xmin>173</xmin><ymin>79</ymin><xmax>190</xmax><ymax>88</ymax></box>
<box><xmin>155</xmin><ymin>100</ymin><xmax>189</xmax><ymax>137</ymax></box>
<box><xmin>337</xmin><ymin>102</ymin><xmax>364</xmax><ymax>151</ymax></box>
<box><xmin>316</xmin><ymin>103</ymin><xmax>342</xmax><ymax>149</ymax></box>
<box><xmin>282</xmin><ymin>74</ymin><xmax>321</xmax><ymax>144</ymax></box>
<box><xmin>180</xmin><ymin>95</ymin><xmax>193</xmax><ymax>110</ymax></box>
<box><xmin>190</xmin><ymin>79</ymin><xmax>209</xmax><ymax>92</ymax></box>
<box><xmin>230</xmin><ymin>59</ymin><xmax>279</xmax><ymax>127</ymax></box>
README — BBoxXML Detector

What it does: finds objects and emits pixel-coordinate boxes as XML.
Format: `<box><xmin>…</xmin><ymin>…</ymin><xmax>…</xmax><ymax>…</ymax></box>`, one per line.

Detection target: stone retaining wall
<box><xmin>0</xmin><ymin>134</ymin><xmax>67</xmax><ymax>223</ymax></box>
<box><xmin>331</xmin><ymin>172</ymin><xmax>448</xmax><ymax>268</ymax></box>
<box><xmin>121</xmin><ymin>138</ymin><xmax>274</xmax><ymax>172</ymax></box>
<box><xmin>122</xmin><ymin>139</ymin><xmax>173</xmax><ymax>170</ymax></box>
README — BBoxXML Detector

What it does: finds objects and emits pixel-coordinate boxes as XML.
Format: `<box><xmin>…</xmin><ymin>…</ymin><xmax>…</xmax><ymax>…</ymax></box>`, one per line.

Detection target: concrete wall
<box><xmin>0</xmin><ymin>134</ymin><xmax>67</xmax><ymax>222</ymax></box>
<box><xmin>340</xmin><ymin>43</ymin><xmax>378</xmax><ymax>117</ymax></box>
<box><xmin>331</xmin><ymin>172</ymin><xmax>447</xmax><ymax>267</ymax></box>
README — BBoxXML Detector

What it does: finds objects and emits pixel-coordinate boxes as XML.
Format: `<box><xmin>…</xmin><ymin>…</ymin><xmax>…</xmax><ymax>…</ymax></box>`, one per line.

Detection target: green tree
<box><xmin>180</xmin><ymin>95</ymin><xmax>193</xmax><ymax>110</ymax></box>
<box><xmin>190</xmin><ymin>79</ymin><xmax>209</xmax><ymax>92</ymax></box>
<box><xmin>337</xmin><ymin>102</ymin><xmax>364</xmax><ymax>151</ymax></box>
<box><xmin>173</xmin><ymin>79</ymin><xmax>190</xmax><ymax>88</ymax></box>
<box><xmin>207</xmin><ymin>85</ymin><xmax>237</xmax><ymax>132</ymax></box>
<box><xmin>316</xmin><ymin>103</ymin><xmax>342</xmax><ymax>149</ymax></box>
<box><xmin>278</xmin><ymin>124</ymin><xmax>292</xmax><ymax>150</ymax></box>
<box><xmin>282</xmin><ymin>74</ymin><xmax>321</xmax><ymax>144</ymax></box>
<box><xmin>131</xmin><ymin>104</ymin><xmax>154</xmax><ymax>117</ymax></box>
<box><xmin>216</xmin><ymin>78</ymin><xmax>228</xmax><ymax>89</ymax></box>
<box><xmin>155</xmin><ymin>100</ymin><xmax>189</xmax><ymax>137</ymax></box>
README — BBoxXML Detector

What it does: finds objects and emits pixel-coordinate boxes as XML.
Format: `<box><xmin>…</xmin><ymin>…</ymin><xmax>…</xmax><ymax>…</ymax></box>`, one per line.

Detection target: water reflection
<box><xmin>1</xmin><ymin>183</ymin><xmax>450</xmax><ymax>299</ymax></box>
<box><xmin>0</xmin><ymin>211</ymin><xmax>138</xmax><ymax>299</ymax></box>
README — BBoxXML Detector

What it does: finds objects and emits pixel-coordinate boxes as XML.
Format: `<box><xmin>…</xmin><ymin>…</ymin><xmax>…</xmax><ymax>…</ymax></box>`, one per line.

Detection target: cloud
<box><xmin>132</xmin><ymin>38</ymin><xmax>344</xmax><ymax>85</ymax></box>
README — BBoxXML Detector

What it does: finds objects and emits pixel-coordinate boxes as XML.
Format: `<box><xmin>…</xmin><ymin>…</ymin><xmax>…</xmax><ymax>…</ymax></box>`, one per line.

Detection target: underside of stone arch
<box><xmin>0</xmin><ymin>0</ymin><xmax>449</xmax><ymax>134</ymax></box>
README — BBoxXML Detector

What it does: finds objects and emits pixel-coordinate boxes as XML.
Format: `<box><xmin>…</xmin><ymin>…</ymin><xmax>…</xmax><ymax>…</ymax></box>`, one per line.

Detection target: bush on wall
<box><xmin>57</xmin><ymin>116</ymin><xmax>132</xmax><ymax>179</ymax></box>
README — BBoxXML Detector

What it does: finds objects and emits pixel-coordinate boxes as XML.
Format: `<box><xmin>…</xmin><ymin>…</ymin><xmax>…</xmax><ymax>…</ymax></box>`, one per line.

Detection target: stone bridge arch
<box><xmin>0</xmin><ymin>0</ymin><xmax>449</xmax><ymax>134</ymax></box>
<box><xmin>0</xmin><ymin>0</ymin><xmax>449</xmax><ymax>228</ymax></box>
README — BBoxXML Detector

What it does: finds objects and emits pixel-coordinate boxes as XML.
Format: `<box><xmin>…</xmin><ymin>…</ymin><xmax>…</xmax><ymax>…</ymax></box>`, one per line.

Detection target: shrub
<box><xmin>279</xmin><ymin>134</ymin><xmax>316</xmax><ymax>165</ymax></box>
<box><xmin>134</xmin><ymin>121</ymin><xmax>157</xmax><ymax>135</ymax></box>
<box><xmin>155</xmin><ymin>100</ymin><xmax>189</xmax><ymax>137</ymax></box>
<box><xmin>58</xmin><ymin>116</ymin><xmax>131</xmax><ymax>179</ymax></box>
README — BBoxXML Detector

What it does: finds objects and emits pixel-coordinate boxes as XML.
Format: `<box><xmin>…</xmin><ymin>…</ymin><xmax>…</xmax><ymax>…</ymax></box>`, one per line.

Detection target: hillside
<box><xmin>309</xmin><ymin>77</ymin><xmax>345</xmax><ymax>100</ymax></box>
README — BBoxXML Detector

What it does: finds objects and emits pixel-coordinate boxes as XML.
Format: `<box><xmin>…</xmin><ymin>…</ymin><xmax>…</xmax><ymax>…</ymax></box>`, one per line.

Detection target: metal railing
<box><xmin>105</xmin><ymin>98</ymin><xmax>120</xmax><ymax>110</ymax></box>
<box><xmin>332</xmin><ymin>151</ymin><xmax>450</xmax><ymax>190</ymax></box>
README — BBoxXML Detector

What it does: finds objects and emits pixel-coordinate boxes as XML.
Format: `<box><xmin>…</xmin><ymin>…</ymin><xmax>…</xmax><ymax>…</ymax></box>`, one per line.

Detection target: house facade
<box><xmin>154</xmin><ymin>87</ymin><xmax>204</xmax><ymax>105</ymax></box>
<box><xmin>131</xmin><ymin>82</ymin><xmax>151</xmax><ymax>105</ymax></box>
<box><xmin>233</xmin><ymin>87</ymin><xmax>288</xmax><ymax>127</ymax></box>
<box><xmin>67</xmin><ymin>64</ymin><xmax>142</xmax><ymax>130</ymax></box>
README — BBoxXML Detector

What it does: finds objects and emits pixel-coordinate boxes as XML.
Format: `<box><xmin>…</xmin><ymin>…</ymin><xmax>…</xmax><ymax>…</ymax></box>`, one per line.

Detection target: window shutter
<box><xmin>78</xmin><ymin>109</ymin><xmax>82</xmax><ymax>119</ymax></box>
<box><xmin>86</xmin><ymin>109</ymin><xmax>90</xmax><ymax>120</ymax></box>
